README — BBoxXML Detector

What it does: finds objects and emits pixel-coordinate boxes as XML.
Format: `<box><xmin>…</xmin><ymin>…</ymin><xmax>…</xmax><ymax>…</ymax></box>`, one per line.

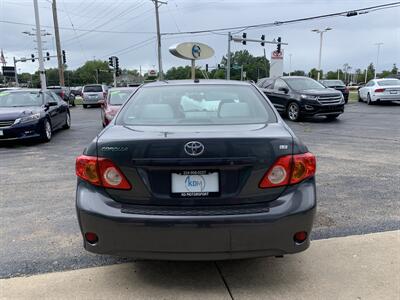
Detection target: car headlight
<box><xmin>14</xmin><ymin>113</ymin><xmax>41</xmax><ymax>125</ymax></box>
<box><xmin>300</xmin><ymin>94</ymin><xmax>317</xmax><ymax>101</ymax></box>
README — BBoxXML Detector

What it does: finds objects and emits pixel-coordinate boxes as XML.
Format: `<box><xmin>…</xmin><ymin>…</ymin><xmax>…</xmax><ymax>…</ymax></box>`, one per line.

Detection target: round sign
<box><xmin>169</xmin><ymin>42</ymin><xmax>214</xmax><ymax>60</ymax></box>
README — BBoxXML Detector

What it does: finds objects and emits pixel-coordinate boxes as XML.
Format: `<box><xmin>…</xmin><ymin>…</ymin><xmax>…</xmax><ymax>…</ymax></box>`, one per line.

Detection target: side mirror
<box><xmin>46</xmin><ymin>101</ymin><xmax>58</xmax><ymax>107</ymax></box>
<box><xmin>278</xmin><ymin>87</ymin><xmax>289</xmax><ymax>94</ymax></box>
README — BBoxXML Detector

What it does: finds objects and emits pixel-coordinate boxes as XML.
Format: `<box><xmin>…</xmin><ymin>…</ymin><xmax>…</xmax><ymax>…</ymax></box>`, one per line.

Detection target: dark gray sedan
<box><xmin>75</xmin><ymin>80</ymin><xmax>316</xmax><ymax>260</ymax></box>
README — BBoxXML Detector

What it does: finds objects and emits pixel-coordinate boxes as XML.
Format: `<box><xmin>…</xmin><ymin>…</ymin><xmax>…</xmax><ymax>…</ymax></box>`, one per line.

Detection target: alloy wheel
<box><xmin>288</xmin><ymin>103</ymin><xmax>300</xmax><ymax>121</ymax></box>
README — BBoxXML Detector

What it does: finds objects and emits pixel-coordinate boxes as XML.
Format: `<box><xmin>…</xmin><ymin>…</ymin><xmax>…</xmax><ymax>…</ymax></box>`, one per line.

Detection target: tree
<box><xmin>290</xmin><ymin>70</ymin><xmax>306</xmax><ymax>76</ymax></box>
<box><xmin>366</xmin><ymin>63</ymin><xmax>375</xmax><ymax>81</ymax></box>
<box><xmin>75</xmin><ymin>60</ymin><xmax>112</xmax><ymax>85</ymax></box>
<box><xmin>309</xmin><ymin>68</ymin><xmax>321</xmax><ymax>80</ymax></box>
<box><xmin>165</xmin><ymin>66</ymin><xmax>205</xmax><ymax>80</ymax></box>
<box><xmin>391</xmin><ymin>63</ymin><xmax>398</xmax><ymax>75</ymax></box>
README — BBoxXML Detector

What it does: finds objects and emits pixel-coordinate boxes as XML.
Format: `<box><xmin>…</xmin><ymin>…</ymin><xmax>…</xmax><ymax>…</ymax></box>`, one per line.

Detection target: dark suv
<box><xmin>320</xmin><ymin>80</ymin><xmax>349</xmax><ymax>103</ymax></box>
<box><xmin>47</xmin><ymin>86</ymin><xmax>75</xmax><ymax>107</ymax></box>
<box><xmin>257</xmin><ymin>76</ymin><xmax>345</xmax><ymax>121</ymax></box>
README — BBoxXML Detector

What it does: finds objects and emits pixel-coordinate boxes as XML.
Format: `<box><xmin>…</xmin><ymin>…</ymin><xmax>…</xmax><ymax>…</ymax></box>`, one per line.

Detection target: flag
<box><xmin>0</xmin><ymin>49</ymin><xmax>6</xmax><ymax>65</ymax></box>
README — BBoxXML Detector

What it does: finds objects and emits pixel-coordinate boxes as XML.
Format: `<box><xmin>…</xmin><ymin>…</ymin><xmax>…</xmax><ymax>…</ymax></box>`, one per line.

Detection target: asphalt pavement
<box><xmin>0</xmin><ymin>101</ymin><xmax>399</xmax><ymax>279</ymax></box>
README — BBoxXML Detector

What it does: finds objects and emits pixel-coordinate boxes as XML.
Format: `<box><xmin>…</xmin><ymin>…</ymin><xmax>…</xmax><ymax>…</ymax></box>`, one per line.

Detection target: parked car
<box><xmin>358</xmin><ymin>78</ymin><xmax>400</xmax><ymax>105</ymax></box>
<box><xmin>257</xmin><ymin>76</ymin><xmax>345</xmax><ymax>121</ymax></box>
<box><xmin>76</xmin><ymin>80</ymin><xmax>316</xmax><ymax>260</ymax></box>
<box><xmin>47</xmin><ymin>86</ymin><xmax>75</xmax><ymax>107</ymax></box>
<box><xmin>0</xmin><ymin>89</ymin><xmax>70</xmax><ymax>142</ymax></box>
<box><xmin>319</xmin><ymin>80</ymin><xmax>349</xmax><ymax>103</ymax></box>
<box><xmin>70</xmin><ymin>86</ymin><xmax>82</xmax><ymax>98</ymax></box>
<box><xmin>82</xmin><ymin>84</ymin><xmax>108</xmax><ymax>108</ymax></box>
<box><xmin>100</xmin><ymin>87</ymin><xmax>138</xmax><ymax>127</ymax></box>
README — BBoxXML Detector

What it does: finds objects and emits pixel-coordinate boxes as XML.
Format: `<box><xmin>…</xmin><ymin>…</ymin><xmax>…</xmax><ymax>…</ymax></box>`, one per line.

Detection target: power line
<box><xmin>161</xmin><ymin>2</ymin><xmax>400</xmax><ymax>35</ymax></box>
<box><xmin>0</xmin><ymin>20</ymin><xmax>155</xmax><ymax>34</ymax></box>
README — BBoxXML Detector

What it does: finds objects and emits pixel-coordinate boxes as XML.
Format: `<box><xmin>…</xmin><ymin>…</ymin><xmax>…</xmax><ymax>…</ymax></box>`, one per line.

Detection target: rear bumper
<box><xmin>76</xmin><ymin>179</ymin><xmax>317</xmax><ymax>260</ymax></box>
<box><xmin>371</xmin><ymin>94</ymin><xmax>400</xmax><ymax>102</ymax></box>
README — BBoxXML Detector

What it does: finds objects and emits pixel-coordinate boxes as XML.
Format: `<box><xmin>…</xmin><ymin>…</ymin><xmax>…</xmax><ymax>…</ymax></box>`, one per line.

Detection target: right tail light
<box><xmin>259</xmin><ymin>152</ymin><xmax>316</xmax><ymax>188</ymax></box>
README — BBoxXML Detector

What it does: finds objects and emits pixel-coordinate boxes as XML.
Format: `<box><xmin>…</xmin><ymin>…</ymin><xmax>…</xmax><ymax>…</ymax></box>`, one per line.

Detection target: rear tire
<box><xmin>287</xmin><ymin>102</ymin><xmax>301</xmax><ymax>122</ymax></box>
<box><xmin>41</xmin><ymin>119</ymin><xmax>52</xmax><ymax>142</ymax></box>
<box><xmin>83</xmin><ymin>104</ymin><xmax>88</xmax><ymax>109</ymax></box>
<box><xmin>71</xmin><ymin>99</ymin><xmax>76</xmax><ymax>107</ymax></box>
<box><xmin>326</xmin><ymin>114</ymin><xmax>340</xmax><ymax>121</ymax></box>
<box><xmin>358</xmin><ymin>91</ymin><xmax>362</xmax><ymax>102</ymax></box>
<box><xmin>63</xmin><ymin>113</ymin><xmax>71</xmax><ymax>129</ymax></box>
<box><xmin>367</xmin><ymin>93</ymin><xmax>373</xmax><ymax>105</ymax></box>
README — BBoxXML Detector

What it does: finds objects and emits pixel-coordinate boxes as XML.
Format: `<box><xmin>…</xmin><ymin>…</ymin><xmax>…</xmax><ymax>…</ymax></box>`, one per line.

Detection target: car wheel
<box><xmin>367</xmin><ymin>93</ymin><xmax>373</xmax><ymax>105</ymax></box>
<box><xmin>358</xmin><ymin>91</ymin><xmax>362</xmax><ymax>102</ymax></box>
<box><xmin>83</xmin><ymin>104</ymin><xmax>88</xmax><ymax>109</ymax></box>
<box><xmin>63</xmin><ymin>112</ymin><xmax>71</xmax><ymax>129</ymax></box>
<box><xmin>71</xmin><ymin>99</ymin><xmax>76</xmax><ymax>107</ymax></box>
<box><xmin>287</xmin><ymin>102</ymin><xmax>301</xmax><ymax>121</ymax></box>
<box><xmin>41</xmin><ymin>119</ymin><xmax>52</xmax><ymax>142</ymax></box>
<box><xmin>326</xmin><ymin>114</ymin><xmax>340</xmax><ymax>121</ymax></box>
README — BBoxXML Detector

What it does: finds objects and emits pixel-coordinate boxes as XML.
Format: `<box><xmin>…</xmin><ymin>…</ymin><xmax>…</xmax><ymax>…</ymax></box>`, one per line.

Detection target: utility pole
<box><xmin>152</xmin><ymin>0</ymin><xmax>166</xmax><ymax>80</ymax></box>
<box><xmin>51</xmin><ymin>0</ymin><xmax>64</xmax><ymax>86</ymax></box>
<box><xmin>289</xmin><ymin>54</ymin><xmax>292</xmax><ymax>76</ymax></box>
<box><xmin>33</xmin><ymin>0</ymin><xmax>46</xmax><ymax>90</ymax></box>
<box><xmin>13</xmin><ymin>57</ymin><xmax>19</xmax><ymax>86</ymax></box>
<box><xmin>113</xmin><ymin>57</ymin><xmax>117</xmax><ymax>87</ymax></box>
<box><xmin>374</xmin><ymin>42</ymin><xmax>383</xmax><ymax>79</ymax></box>
<box><xmin>263</xmin><ymin>48</ymin><xmax>268</xmax><ymax>77</ymax></box>
<box><xmin>312</xmin><ymin>27</ymin><xmax>332</xmax><ymax>81</ymax></box>
<box><xmin>227</xmin><ymin>32</ymin><xmax>231</xmax><ymax>80</ymax></box>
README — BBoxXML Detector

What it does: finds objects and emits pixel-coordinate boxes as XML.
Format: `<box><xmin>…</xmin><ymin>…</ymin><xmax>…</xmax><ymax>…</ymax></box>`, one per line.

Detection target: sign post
<box><xmin>169</xmin><ymin>42</ymin><xmax>214</xmax><ymax>80</ymax></box>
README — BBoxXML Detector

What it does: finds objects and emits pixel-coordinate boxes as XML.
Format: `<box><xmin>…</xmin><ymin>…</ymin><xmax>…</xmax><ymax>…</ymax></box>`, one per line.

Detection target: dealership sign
<box><xmin>169</xmin><ymin>42</ymin><xmax>214</xmax><ymax>60</ymax></box>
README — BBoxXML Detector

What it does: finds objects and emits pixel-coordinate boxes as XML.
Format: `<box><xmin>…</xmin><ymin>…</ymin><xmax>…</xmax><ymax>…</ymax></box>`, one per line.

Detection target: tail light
<box><xmin>60</xmin><ymin>91</ymin><xmax>65</xmax><ymax>99</ymax></box>
<box><xmin>76</xmin><ymin>155</ymin><xmax>131</xmax><ymax>190</ymax></box>
<box><xmin>259</xmin><ymin>152</ymin><xmax>316</xmax><ymax>188</ymax></box>
<box><xmin>374</xmin><ymin>88</ymin><xmax>385</xmax><ymax>93</ymax></box>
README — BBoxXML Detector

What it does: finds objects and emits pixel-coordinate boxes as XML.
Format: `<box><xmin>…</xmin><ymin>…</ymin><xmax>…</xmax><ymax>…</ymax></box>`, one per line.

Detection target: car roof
<box><xmin>280</xmin><ymin>76</ymin><xmax>312</xmax><ymax>79</ymax></box>
<box><xmin>109</xmin><ymin>87</ymin><xmax>138</xmax><ymax>91</ymax></box>
<box><xmin>142</xmin><ymin>79</ymin><xmax>252</xmax><ymax>87</ymax></box>
<box><xmin>374</xmin><ymin>78</ymin><xmax>399</xmax><ymax>81</ymax></box>
<box><xmin>3</xmin><ymin>88</ymin><xmax>41</xmax><ymax>92</ymax></box>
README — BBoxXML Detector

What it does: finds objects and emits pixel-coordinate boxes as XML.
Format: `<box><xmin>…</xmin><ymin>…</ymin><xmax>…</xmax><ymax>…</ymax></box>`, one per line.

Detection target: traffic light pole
<box><xmin>51</xmin><ymin>0</ymin><xmax>65</xmax><ymax>86</ymax></box>
<box><xmin>227</xmin><ymin>32</ymin><xmax>231</xmax><ymax>80</ymax></box>
<box><xmin>13</xmin><ymin>57</ymin><xmax>19</xmax><ymax>86</ymax></box>
<box><xmin>33</xmin><ymin>0</ymin><xmax>47</xmax><ymax>90</ymax></box>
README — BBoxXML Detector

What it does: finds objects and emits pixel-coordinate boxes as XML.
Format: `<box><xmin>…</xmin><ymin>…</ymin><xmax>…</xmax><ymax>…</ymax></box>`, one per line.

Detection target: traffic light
<box><xmin>217</xmin><ymin>64</ymin><xmax>221</xmax><ymax>69</ymax></box>
<box><xmin>108</xmin><ymin>57</ymin><xmax>113</xmax><ymax>67</ymax></box>
<box><xmin>115</xmin><ymin>57</ymin><xmax>119</xmax><ymax>72</ymax></box>
<box><xmin>31</xmin><ymin>54</ymin><xmax>35</xmax><ymax>62</ymax></box>
<box><xmin>242</xmin><ymin>33</ymin><xmax>247</xmax><ymax>45</ymax></box>
<box><xmin>277</xmin><ymin>37</ymin><xmax>282</xmax><ymax>53</ymax></box>
<box><xmin>62</xmin><ymin>50</ymin><xmax>66</xmax><ymax>64</ymax></box>
<box><xmin>46</xmin><ymin>52</ymin><xmax>50</xmax><ymax>61</ymax></box>
<box><xmin>261</xmin><ymin>35</ymin><xmax>265</xmax><ymax>46</ymax></box>
<box><xmin>205</xmin><ymin>64</ymin><xmax>209</xmax><ymax>72</ymax></box>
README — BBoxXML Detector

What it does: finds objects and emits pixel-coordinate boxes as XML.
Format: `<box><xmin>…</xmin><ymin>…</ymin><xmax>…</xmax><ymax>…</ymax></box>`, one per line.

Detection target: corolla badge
<box><xmin>185</xmin><ymin>175</ymin><xmax>206</xmax><ymax>192</ymax></box>
<box><xmin>184</xmin><ymin>141</ymin><xmax>204</xmax><ymax>156</ymax></box>
<box><xmin>192</xmin><ymin>44</ymin><xmax>201</xmax><ymax>59</ymax></box>
<box><xmin>101</xmin><ymin>146</ymin><xmax>128</xmax><ymax>152</ymax></box>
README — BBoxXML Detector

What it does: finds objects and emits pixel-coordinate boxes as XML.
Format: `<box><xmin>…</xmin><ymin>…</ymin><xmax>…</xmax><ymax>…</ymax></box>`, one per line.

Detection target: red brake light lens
<box><xmin>76</xmin><ymin>155</ymin><xmax>131</xmax><ymax>190</ymax></box>
<box><xmin>259</xmin><ymin>152</ymin><xmax>316</xmax><ymax>188</ymax></box>
<box><xmin>374</xmin><ymin>88</ymin><xmax>385</xmax><ymax>93</ymax></box>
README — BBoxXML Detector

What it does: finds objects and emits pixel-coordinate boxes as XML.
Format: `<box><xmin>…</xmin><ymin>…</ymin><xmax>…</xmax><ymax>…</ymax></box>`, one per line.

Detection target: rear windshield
<box><xmin>109</xmin><ymin>89</ymin><xmax>136</xmax><ymax>105</ymax></box>
<box><xmin>116</xmin><ymin>84</ymin><xmax>276</xmax><ymax>126</ymax></box>
<box><xmin>285</xmin><ymin>78</ymin><xmax>326</xmax><ymax>90</ymax></box>
<box><xmin>83</xmin><ymin>85</ymin><xmax>102</xmax><ymax>92</ymax></box>
<box><xmin>322</xmin><ymin>80</ymin><xmax>345</xmax><ymax>87</ymax></box>
<box><xmin>0</xmin><ymin>91</ymin><xmax>43</xmax><ymax>107</ymax></box>
<box><xmin>377</xmin><ymin>79</ymin><xmax>400</xmax><ymax>86</ymax></box>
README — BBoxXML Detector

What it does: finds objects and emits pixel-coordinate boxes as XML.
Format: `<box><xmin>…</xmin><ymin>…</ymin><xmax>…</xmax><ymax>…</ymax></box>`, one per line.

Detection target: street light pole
<box><xmin>312</xmin><ymin>27</ymin><xmax>332</xmax><ymax>81</ymax></box>
<box><xmin>33</xmin><ymin>0</ymin><xmax>47</xmax><ymax>90</ymax></box>
<box><xmin>227</xmin><ymin>32</ymin><xmax>231</xmax><ymax>80</ymax></box>
<box><xmin>51</xmin><ymin>0</ymin><xmax>64</xmax><ymax>86</ymax></box>
<box><xmin>374</xmin><ymin>42</ymin><xmax>383</xmax><ymax>79</ymax></box>
<box><xmin>289</xmin><ymin>54</ymin><xmax>292</xmax><ymax>76</ymax></box>
<box><xmin>13</xmin><ymin>57</ymin><xmax>19</xmax><ymax>86</ymax></box>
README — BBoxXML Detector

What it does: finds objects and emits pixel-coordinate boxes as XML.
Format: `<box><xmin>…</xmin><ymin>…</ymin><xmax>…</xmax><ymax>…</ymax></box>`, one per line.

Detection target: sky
<box><xmin>0</xmin><ymin>0</ymin><xmax>399</xmax><ymax>75</ymax></box>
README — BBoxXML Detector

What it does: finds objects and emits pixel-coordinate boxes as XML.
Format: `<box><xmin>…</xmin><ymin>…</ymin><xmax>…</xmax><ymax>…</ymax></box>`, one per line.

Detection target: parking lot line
<box><xmin>1</xmin><ymin>231</ymin><xmax>398</xmax><ymax>300</ymax></box>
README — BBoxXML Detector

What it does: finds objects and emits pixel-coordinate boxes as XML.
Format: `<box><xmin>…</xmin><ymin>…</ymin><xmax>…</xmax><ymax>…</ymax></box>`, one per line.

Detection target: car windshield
<box><xmin>0</xmin><ymin>91</ymin><xmax>43</xmax><ymax>107</ymax></box>
<box><xmin>109</xmin><ymin>89</ymin><xmax>135</xmax><ymax>105</ymax></box>
<box><xmin>117</xmin><ymin>84</ymin><xmax>276</xmax><ymax>126</ymax></box>
<box><xmin>377</xmin><ymin>79</ymin><xmax>400</xmax><ymax>86</ymax></box>
<box><xmin>322</xmin><ymin>80</ymin><xmax>345</xmax><ymax>87</ymax></box>
<box><xmin>84</xmin><ymin>85</ymin><xmax>102</xmax><ymax>92</ymax></box>
<box><xmin>285</xmin><ymin>78</ymin><xmax>326</xmax><ymax>90</ymax></box>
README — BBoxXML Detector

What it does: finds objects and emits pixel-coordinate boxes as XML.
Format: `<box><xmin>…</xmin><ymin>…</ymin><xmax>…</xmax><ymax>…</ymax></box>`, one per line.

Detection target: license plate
<box><xmin>0</xmin><ymin>130</ymin><xmax>3</xmax><ymax>136</ymax></box>
<box><xmin>390</xmin><ymin>91</ymin><xmax>397</xmax><ymax>94</ymax></box>
<box><xmin>171</xmin><ymin>170</ymin><xmax>219</xmax><ymax>197</ymax></box>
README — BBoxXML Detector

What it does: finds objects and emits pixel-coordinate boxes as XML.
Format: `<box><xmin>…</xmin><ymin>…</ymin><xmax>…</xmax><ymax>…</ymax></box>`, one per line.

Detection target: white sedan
<box><xmin>358</xmin><ymin>78</ymin><xmax>400</xmax><ymax>105</ymax></box>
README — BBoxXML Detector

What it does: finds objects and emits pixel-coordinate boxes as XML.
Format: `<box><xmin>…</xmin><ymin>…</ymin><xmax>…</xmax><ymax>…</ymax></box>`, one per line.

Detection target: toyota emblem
<box><xmin>184</xmin><ymin>141</ymin><xmax>204</xmax><ymax>156</ymax></box>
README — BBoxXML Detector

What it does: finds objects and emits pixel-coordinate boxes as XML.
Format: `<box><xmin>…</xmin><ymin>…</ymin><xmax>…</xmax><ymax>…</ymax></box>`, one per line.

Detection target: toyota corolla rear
<box><xmin>75</xmin><ymin>80</ymin><xmax>317</xmax><ymax>260</ymax></box>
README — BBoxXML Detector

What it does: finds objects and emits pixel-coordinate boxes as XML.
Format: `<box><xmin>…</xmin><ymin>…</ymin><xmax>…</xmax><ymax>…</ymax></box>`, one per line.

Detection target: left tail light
<box><xmin>60</xmin><ymin>91</ymin><xmax>65</xmax><ymax>98</ymax></box>
<box><xmin>374</xmin><ymin>88</ymin><xmax>385</xmax><ymax>93</ymax></box>
<box><xmin>259</xmin><ymin>152</ymin><xmax>316</xmax><ymax>188</ymax></box>
<box><xmin>76</xmin><ymin>155</ymin><xmax>131</xmax><ymax>190</ymax></box>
